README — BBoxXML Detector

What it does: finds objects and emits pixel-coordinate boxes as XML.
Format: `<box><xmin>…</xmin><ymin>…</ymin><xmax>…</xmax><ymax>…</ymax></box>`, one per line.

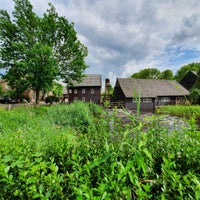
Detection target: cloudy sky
<box><xmin>1</xmin><ymin>0</ymin><xmax>200</xmax><ymax>85</ymax></box>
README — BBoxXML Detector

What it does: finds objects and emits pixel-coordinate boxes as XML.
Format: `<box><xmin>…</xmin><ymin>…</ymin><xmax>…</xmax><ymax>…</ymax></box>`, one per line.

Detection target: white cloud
<box><xmin>1</xmin><ymin>0</ymin><xmax>200</xmax><ymax>84</ymax></box>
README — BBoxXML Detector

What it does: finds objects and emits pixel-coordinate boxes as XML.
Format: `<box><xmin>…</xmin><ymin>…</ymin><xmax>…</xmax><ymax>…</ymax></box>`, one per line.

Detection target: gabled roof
<box><xmin>70</xmin><ymin>74</ymin><xmax>102</xmax><ymax>87</ymax></box>
<box><xmin>116</xmin><ymin>78</ymin><xmax>189</xmax><ymax>98</ymax></box>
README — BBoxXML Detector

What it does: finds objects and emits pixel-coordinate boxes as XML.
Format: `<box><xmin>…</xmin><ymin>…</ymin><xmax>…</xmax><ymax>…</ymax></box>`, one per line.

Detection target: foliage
<box><xmin>174</xmin><ymin>62</ymin><xmax>200</xmax><ymax>82</ymax></box>
<box><xmin>131</xmin><ymin>68</ymin><xmax>174</xmax><ymax>80</ymax></box>
<box><xmin>0</xmin><ymin>86</ymin><xmax>12</xmax><ymax>98</ymax></box>
<box><xmin>190</xmin><ymin>88</ymin><xmax>200</xmax><ymax>104</ymax></box>
<box><xmin>189</xmin><ymin>67</ymin><xmax>200</xmax><ymax>104</ymax></box>
<box><xmin>159</xmin><ymin>69</ymin><xmax>174</xmax><ymax>80</ymax></box>
<box><xmin>0</xmin><ymin>0</ymin><xmax>87</xmax><ymax>104</ymax></box>
<box><xmin>131</xmin><ymin>68</ymin><xmax>161</xmax><ymax>79</ymax></box>
<box><xmin>45</xmin><ymin>95</ymin><xmax>60</xmax><ymax>104</ymax></box>
<box><xmin>157</xmin><ymin>105</ymin><xmax>200</xmax><ymax>119</ymax></box>
<box><xmin>0</xmin><ymin>102</ymin><xmax>199</xmax><ymax>199</ymax></box>
<box><xmin>52</xmin><ymin>82</ymin><xmax>63</xmax><ymax>97</ymax></box>
<box><xmin>0</xmin><ymin>85</ymin><xmax>3</xmax><ymax>96</ymax></box>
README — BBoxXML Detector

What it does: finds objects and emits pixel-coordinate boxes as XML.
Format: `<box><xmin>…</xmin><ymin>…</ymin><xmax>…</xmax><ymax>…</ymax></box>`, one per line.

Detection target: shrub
<box><xmin>20</xmin><ymin>94</ymin><xmax>30</xmax><ymax>103</ymax></box>
<box><xmin>47</xmin><ymin>101</ymin><xmax>96</xmax><ymax>133</ymax></box>
<box><xmin>45</xmin><ymin>95</ymin><xmax>60</xmax><ymax>104</ymax></box>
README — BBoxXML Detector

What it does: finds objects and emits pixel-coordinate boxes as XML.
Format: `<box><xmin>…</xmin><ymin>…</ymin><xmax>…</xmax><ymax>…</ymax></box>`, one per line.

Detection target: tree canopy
<box><xmin>131</xmin><ymin>68</ymin><xmax>174</xmax><ymax>80</ymax></box>
<box><xmin>159</xmin><ymin>69</ymin><xmax>174</xmax><ymax>80</ymax></box>
<box><xmin>174</xmin><ymin>63</ymin><xmax>200</xmax><ymax>82</ymax></box>
<box><xmin>190</xmin><ymin>67</ymin><xmax>200</xmax><ymax>104</ymax></box>
<box><xmin>131</xmin><ymin>68</ymin><xmax>161</xmax><ymax>79</ymax></box>
<box><xmin>0</xmin><ymin>0</ymin><xmax>87</xmax><ymax>103</ymax></box>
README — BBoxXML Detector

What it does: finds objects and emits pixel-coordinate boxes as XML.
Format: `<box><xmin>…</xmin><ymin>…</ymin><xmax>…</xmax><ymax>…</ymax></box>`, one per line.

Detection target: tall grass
<box><xmin>0</xmin><ymin>102</ymin><xmax>199</xmax><ymax>199</ymax></box>
<box><xmin>157</xmin><ymin>105</ymin><xmax>200</xmax><ymax>118</ymax></box>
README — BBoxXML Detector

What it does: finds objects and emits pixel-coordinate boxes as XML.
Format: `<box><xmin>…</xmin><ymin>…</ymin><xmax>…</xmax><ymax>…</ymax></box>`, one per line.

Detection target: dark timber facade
<box><xmin>113</xmin><ymin>78</ymin><xmax>190</xmax><ymax>111</ymax></box>
<box><xmin>68</xmin><ymin>74</ymin><xmax>101</xmax><ymax>104</ymax></box>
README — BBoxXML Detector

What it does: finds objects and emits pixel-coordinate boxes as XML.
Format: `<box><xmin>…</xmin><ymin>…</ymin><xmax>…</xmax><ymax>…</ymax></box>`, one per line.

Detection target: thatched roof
<box><xmin>116</xmin><ymin>78</ymin><xmax>190</xmax><ymax>98</ymax></box>
<box><xmin>71</xmin><ymin>74</ymin><xmax>102</xmax><ymax>87</ymax></box>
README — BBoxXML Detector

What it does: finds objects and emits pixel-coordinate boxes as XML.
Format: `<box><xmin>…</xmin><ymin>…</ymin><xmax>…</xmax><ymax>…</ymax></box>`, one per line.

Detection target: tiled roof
<box><xmin>117</xmin><ymin>78</ymin><xmax>190</xmax><ymax>98</ymax></box>
<box><xmin>71</xmin><ymin>74</ymin><xmax>102</xmax><ymax>87</ymax></box>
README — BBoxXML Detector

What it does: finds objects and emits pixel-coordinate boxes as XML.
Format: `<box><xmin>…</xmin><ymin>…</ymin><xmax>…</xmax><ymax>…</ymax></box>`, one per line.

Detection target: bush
<box><xmin>20</xmin><ymin>94</ymin><xmax>30</xmax><ymax>103</ymax></box>
<box><xmin>47</xmin><ymin>101</ymin><xmax>96</xmax><ymax>133</ymax></box>
<box><xmin>45</xmin><ymin>96</ymin><xmax>60</xmax><ymax>104</ymax></box>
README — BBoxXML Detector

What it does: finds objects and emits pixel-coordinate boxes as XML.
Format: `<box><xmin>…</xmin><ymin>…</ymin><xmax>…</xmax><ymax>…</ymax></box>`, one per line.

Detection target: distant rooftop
<box><xmin>70</xmin><ymin>74</ymin><xmax>102</xmax><ymax>87</ymax></box>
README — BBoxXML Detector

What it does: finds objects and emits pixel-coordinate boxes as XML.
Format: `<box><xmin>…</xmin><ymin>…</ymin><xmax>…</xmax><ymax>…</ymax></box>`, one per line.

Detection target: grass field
<box><xmin>0</xmin><ymin>102</ymin><xmax>200</xmax><ymax>199</ymax></box>
<box><xmin>157</xmin><ymin>105</ymin><xmax>200</xmax><ymax>117</ymax></box>
<box><xmin>157</xmin><ymin>105</ymin><xmax>200</xmax><ymax>127</ymax></box>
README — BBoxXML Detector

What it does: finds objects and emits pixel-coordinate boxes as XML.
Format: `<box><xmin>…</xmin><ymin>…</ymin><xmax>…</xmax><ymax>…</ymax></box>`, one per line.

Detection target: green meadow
<box><xmin>0</xmin><ymin>102</ymin><xmax>199</xmax><ymax>199</ymax></box>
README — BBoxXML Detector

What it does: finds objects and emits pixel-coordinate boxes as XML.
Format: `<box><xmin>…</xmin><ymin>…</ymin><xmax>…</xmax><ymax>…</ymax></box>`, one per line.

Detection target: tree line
<box><xmin>130</xmin><ymin>63</ymin><xmax>200</xmax><ymax>81</ymax></box>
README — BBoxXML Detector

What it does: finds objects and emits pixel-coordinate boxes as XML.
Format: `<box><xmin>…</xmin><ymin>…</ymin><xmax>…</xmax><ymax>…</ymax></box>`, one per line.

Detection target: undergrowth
<box><xmin>157</xmin><ymin>105</ymin><xmax>200</xmax><ymax>118</ymax></box>
<box><xmin>0</xmin><ymin>102</ymin><xmax>199</xmax><ymax>199</ymax></box>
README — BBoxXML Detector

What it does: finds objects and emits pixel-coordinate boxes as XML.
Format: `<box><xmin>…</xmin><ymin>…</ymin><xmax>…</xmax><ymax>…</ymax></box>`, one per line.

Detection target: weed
<box><xmin>0</xmin><ymin>102</ymin><xmax>199</xmax><ymax>199</ymax></box>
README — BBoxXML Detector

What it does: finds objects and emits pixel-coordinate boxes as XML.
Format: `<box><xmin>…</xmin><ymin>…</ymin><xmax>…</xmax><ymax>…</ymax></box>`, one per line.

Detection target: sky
<box><xmin>1</xmin><ymin>0</ymin><xmax>200</xmax><ymax>86</ymax></box>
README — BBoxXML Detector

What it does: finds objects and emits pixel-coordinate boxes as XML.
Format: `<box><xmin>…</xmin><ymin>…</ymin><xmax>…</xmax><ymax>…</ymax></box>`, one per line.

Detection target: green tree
<box><xmin>52</xmin><ymin>81</ymin><xmax>64</xmax><ymax>97</ymax></box>
<box><xmin>131</xmin><ymin>68</ymin><xmax>161</xmax><ymax>79</ymax></box>
<box><xmin>159</xmin><ymin>69</ymin><xmax>174</xmax><ymax>80</ymax></box>
<box><xmin>174</xmin><ymin>63</ymin><xmax>200</xmax><ymax>82</ymax></box>
<box><xmin>190</xmin><ymin>67</ymin><xmax>200</xmax><ymax>104</ymax></box>
<box><xmin>0</xmin><ymin>0</ymin><xmax>87</xmax><ymax>104</ymax></box>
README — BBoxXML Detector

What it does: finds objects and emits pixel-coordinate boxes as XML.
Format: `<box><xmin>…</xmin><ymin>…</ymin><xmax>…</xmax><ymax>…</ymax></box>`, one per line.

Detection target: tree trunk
<box><xmin>35</xmin><ymin>89</ymin><xmax>40</xmax><ymax>104</ymax></box>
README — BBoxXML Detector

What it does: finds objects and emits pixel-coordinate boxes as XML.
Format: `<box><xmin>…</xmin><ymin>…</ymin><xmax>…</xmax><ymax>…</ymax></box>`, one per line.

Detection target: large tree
<box><xmin>0</xmin><ymin>0</ymin><xmax>87</xmax><ymax>103</ymax></box>
<box><xmin>159</xmin><ymin>69</ymin><xmax>174</xmax><ymax>80</ymax></box>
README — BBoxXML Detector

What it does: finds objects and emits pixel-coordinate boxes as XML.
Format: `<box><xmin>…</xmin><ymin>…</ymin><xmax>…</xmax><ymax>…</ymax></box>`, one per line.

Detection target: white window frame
<box><xmin>160</xmin><ymin>97</ymin><xmax>170</xmax><ymax>103</ymax></box>
<box><xmin>82</xmin><ymin>97</ymin><xmax>86</xmax><ymax>101</ymax></box>
<box><xmin>132</xmin><ymin>98</ymin><xmax>141</xmax><ymax>103</ymax></box>
<box><xmin>82</xmin><ymin>88</ymin><xmax>85</xmax><ymax>94</ymax></box>
<box><xmin>68</xmin><ymin>89</ymin><xmax>72</xmax><ymax>94</ymax></box>
<box><xmin>91</xmin><ymin>89</ymin><xmax>95</xmax><ymax>94</ymax></box>
<box><xmin>74</xmin><ymin>89</ymin><xmax>77</xmax><ymax>94</ymax></box>
<box><xmin>143</xmin><ymin>98</ymin><xmax>152</xmax><ymax>103</ymax></box>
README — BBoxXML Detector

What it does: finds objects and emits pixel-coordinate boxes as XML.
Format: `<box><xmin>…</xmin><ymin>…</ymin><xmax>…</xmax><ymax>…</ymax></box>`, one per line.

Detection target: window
<box><xmin>176</xmin><ymin>97</ymin><xmax>182</xmax><ymax>103</ymax></box>
<box><xmin>82</xmin><ymin>97</ymin><xmax>85</xmax><ymax>101</ymax></box>
<box><xmin>91</xmin><ymin>89</ymin><xmax>95</xmax><ymax>94</ymax></box>
<box><xmin>143</xmin><ymin>98</ymin><xmax>152</xmax><ymax>103</ymax></box>
<box><xmin>74</xmin><ymin>89</ymin><xmax>77</xmax><ymax>94</ymax></box>
<box><xmin>160</xmin><ymin>97</ymin><xmax>170</xmax><ymax>102</ymax></box>
<box><xmin>82</xmin><ymin>88</ymin><xmax>85</xmax><ymax>94</ymax></box>
<box><xmin>132</xmin><ymin>98</ymin><xmax>141</xmax><ymax>103</ymax></box>
<box><xmin>68</xmin><ymin>89</ymin><xmax>72</xmax><ymax>94</ymax></box>
<box><xmin>74</xmin><ymin>97</ymin><xmax>78</xmax><ymax>101</ymax></box>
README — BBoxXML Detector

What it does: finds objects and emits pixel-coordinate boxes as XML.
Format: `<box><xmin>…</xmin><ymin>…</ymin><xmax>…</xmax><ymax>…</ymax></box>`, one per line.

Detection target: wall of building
<box><xmin>68</xmin><ymin>86</ymin><xmax>101</xmax><ymax>104</ymax></box>
<box><xmin>124</xmin><ymin>96</ymin><xmax>187</xmax><ymax>111</ymax></box>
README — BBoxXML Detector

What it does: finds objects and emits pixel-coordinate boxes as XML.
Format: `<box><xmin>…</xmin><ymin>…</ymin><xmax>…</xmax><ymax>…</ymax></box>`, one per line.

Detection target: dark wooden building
<box><xmin>180</xmin><ymin>71</ymin><xmax>197</xmax><ymax>90</ymax></box>
<box><xmin>113</xmin><ymin>78</ymin><xmax>190</xmax><ymax>111</ymax></box>
<box><xmin>68</xmin><ymin>74</ymin><xmax>101</xmax><ymax>104</ymax></box>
